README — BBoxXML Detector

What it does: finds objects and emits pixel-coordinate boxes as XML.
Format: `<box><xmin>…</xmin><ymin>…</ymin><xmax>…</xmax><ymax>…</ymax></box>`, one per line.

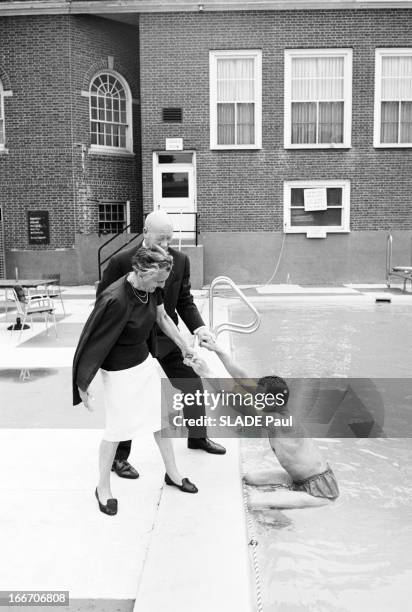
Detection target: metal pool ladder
<box><xmin>209</xmin><ymin>276</ymin><xmax>261</xmax><ymax>337</ymax></box>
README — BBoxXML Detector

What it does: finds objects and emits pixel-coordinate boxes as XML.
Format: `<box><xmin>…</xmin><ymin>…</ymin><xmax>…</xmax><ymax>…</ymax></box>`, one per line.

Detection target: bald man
<box><xmin>97</xmin><ymin>211</ymin><xmax>226</xmax><ymax>479</ymax></box>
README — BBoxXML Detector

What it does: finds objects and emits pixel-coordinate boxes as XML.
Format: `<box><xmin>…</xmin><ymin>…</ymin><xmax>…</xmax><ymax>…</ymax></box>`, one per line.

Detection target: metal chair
<box><xmin>11</xmin><ymin>286</ymin><xmax>58</xmax><ymax>341</ymax></box>
<box><xmin>30</xmin><ymin>273</ymin><xmax>65</xmax><ymax>315</ymax></box>
<box><xmin>386</xmin><ymin>232</ymin><xmax>412</xmax><ymax>291</ymax></box>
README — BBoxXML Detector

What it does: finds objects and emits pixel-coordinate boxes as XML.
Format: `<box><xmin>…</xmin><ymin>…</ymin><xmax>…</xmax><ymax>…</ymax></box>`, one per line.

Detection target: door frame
<box><xmin>152</xmin><ymin>150</ymin><xmax>197</xmax><ymax>214</ymax></box>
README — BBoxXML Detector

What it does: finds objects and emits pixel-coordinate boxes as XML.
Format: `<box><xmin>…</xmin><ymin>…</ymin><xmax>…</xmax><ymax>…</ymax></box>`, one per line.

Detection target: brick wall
<box><xmin>0</xmin><ymin>15</ymin><xmax>142</xmax><ymax>256</ymax></box>
<box><xmin>139</xmin><ymin>9</ymin><xmax>412</xmax><ymax>233</ymax></box>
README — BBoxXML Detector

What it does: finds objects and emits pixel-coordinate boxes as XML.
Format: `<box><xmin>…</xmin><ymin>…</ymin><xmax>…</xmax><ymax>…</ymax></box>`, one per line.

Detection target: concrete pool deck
<box><xmin>0</xmin><ymin>286</ymin><xmax>252</xmax><ymax>612</ymax></box>
<box><xmin>0</xmin><ymin>281</ymin><xmax>411</xmax><ymax>611</ymax></box>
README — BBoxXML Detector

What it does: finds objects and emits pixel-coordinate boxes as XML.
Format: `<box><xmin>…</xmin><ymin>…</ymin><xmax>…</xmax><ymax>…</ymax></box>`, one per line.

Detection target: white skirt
<box><xmin>100</xmin><ymin>355</ymin><xmax>163</xmax><ymax>442</ymax></box>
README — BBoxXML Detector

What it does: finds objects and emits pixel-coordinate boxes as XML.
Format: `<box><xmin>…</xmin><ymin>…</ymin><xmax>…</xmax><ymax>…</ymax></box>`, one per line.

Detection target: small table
<box><xmin>0</xmin><ymin>279</ymin><xmax>58</xmax><ymax>330</ymax></box>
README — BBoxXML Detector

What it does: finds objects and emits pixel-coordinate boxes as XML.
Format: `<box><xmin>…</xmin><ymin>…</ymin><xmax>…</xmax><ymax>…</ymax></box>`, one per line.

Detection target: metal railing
<box><xmin>208</xmin><ymin>276</ymin><xmax>261</xmax><ymax>337</ymax></box>
<box><xmin>386</xmin><ymin>231</ymin><xmax>412</xmax><ymax>291</ymax></box>
<box><xmin>98</xmin><ymin>211</ymin><xmax>199</xmax><ymax>280</ymax></box>
<box><xmin>97</xmin><ymin>223</ymin><xmax>140</xmax><ymax>281</ymax></box>
<box><xmin>147</xmin><ymin>211</ymin><xmax>199</xmax><ymax>248</ymax></box>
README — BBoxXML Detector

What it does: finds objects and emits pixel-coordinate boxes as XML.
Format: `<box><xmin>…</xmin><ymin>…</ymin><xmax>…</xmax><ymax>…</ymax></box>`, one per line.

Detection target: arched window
<box><xmin>89</xmin><ymin>72</ymin><xmax>132</xmax><ymax>152</ymax></box>
<box><xmin>0</xmin><ymin>80</ymin><xmax>5</xmax><ymax>148</ymax></box>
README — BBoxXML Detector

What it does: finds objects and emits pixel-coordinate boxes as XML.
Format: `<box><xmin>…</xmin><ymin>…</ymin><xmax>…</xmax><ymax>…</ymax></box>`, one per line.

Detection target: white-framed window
<box><xmin>89</xmin><ymin>71</ymin><xmax>133</xmax><ymax>153</ymax></box>
<box><xmin>0</xmin><ymin>80</ymin><xmax>5</xmax><ymax>149</ymax></box>
<box><xmin>283</xmin><ymin>180</ymin><xmax>350</xmax><ymax>236</ymax></box>
<box><xmin>98</xmin><ymin>200</ymin><xmax>130</xmax><ymax>235</ymax></box>
<box><xmin>284</xmin><ymin>49</ymin><xmax>352</xmax><ymax>149</ymax></box>
<box><xmin>210</xmin><ymin>49</ymin><xmax>262</xmax><ymax>149</ymax></box>
<box><xmin>374</xmin><ymin>48</ymin><xmax>412</xmax><ymax>147</ymax></box>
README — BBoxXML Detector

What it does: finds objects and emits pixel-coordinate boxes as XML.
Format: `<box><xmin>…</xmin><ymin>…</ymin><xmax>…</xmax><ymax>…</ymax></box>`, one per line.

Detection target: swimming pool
<box><xmin>230</xmin><ymin>297</ymin><xmax>412</xmax><ymax>612</ymax></box>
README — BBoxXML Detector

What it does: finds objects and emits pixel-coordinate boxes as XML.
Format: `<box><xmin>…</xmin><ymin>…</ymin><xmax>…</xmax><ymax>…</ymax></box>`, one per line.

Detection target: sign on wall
<box><xmin>304</xmin><ymin>188</ymin><xmax>327</xmax><ymax>212</ymax></box>
<box><xmin>165</xmin><ymin>138</ymin><xmax>183</xmax><ymax>151</ymax></box>
<box><xmin>28</xmin><ymin>210</ymin><xmax>50</xmax><ymax>245</ymax></box>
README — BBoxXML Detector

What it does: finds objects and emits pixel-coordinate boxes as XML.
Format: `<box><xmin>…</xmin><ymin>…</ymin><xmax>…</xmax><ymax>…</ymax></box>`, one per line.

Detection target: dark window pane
<box><xmin>158</xmin><ymin>153</ymin><xmax>193</xmax><ymax>164</ymax></box>
<box><xmin>381</xmin><ymin>101</ymin><xmax>399</xmax><ymax>143</ymax></box>
<box><xmin>326</xmin><ymin>188</ymin><xmax>342</xmax><ymax>206</ymax></box>
<box><xmin>217</xmin><ymin>103</ymin><xmax>235</xmax><ymax>145</ymax></box>
<box><xmin>291</xmin><ymin>208</ymin><xmax>342</xmax><ymax>227</ymax></box>
<box><xmin>162</xmin><ymin>172</ymin><xmax>189</xmax><ymax>198</ymax></box>
<box><xmin>291</xmin><ymin>188</ymin><xmax>305</xmax><ymax>207</ymax></box>
<box><xmin>292</xmin><ymin>102</ymin><xmax>316</xmax><ymax>144</ymax></box>
<box><xmin>400</xmin><ymin>101</ymin><xmax>412</xmax><ymax>143</ymax></box>
<box><xmin>319</xmin><ymin>102</ymin><xmax>344</xmax><ymax>143</ymax></box>
<box><xmin>237</xmin><ymin>103</ymin><xmax>254</xmax><ymax>145</ymax></box>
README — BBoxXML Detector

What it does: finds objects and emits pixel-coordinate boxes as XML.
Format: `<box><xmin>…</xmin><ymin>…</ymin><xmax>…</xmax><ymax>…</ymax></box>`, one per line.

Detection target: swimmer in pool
<box><xmin>186</xmin><ymin>339</ymin><xmax>339</xmax><ymax>510</ymax></box>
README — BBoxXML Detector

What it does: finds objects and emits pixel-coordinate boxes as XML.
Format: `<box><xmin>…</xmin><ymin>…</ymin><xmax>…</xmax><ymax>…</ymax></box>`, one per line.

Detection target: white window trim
<box><xmin>0</xmin><ymin>82</ymin><xmax>12</xmax><ymax>153</ymax></box>
<box><xmin>210</xmin><ymin>49</ymin><xmax>262</xmax><ymax>150</ymax></box>
<box><xmin>284</xmin><ymin>48</ymin><xmax>352</xmax><ymax>150</ymax></box>
<box><xmin>283</xmin><ymin>179</ymin><xmax>351</xmax><ymax>235</ymax></box>
<box><xmin>374</xmin><ymin>48</ymin><xmax>412</xmax><ymax>148</ymax></box>
<box><xmin>88</xmin><ymin>70</ymin><xmax>133</xmax><ymax>154</ymax></box>
<box><xmin>98</xmin><ymin>200</ymin><xmax>130</xmax><ymax>234</ymax></box>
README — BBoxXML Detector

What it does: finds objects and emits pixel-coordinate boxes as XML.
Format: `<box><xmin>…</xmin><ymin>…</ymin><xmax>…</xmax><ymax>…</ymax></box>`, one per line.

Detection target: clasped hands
<box><xmin>182</xmin><ymin>328</ymin><xmax>219</xmax><ymax>376</ymax></box>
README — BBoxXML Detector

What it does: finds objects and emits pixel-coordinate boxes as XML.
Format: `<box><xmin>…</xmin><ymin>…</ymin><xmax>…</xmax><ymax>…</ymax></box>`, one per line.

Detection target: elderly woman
<box><xmin>72</xmin><ymin>246</ymin><xmax>197</xmax><ymax>516</ymax></box>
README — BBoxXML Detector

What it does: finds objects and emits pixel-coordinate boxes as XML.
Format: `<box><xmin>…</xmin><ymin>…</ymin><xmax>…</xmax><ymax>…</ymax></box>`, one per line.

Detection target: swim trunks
<box><xmin>292</xmin><ymin>466</ymin><xmax>339</xmax><ymax>500</ymax></box>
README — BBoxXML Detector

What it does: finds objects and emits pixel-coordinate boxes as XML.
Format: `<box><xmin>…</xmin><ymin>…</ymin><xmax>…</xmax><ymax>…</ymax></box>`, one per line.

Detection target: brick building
<box><xmin>0</xmin><ymin>0</ymin><xmax>411</xmax><ymax>285</ymax></box>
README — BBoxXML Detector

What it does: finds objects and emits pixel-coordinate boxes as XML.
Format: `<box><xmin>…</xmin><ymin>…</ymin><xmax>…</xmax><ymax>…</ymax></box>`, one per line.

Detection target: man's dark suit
<box><xmin>96</xmin><ymin>236</ymin><xmax>207</xmax><ymax>461</ymax></box>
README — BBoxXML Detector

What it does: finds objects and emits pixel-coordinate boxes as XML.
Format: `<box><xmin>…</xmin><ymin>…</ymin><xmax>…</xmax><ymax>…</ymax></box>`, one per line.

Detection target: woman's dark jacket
<box><xmin>72</xmin><ymin>276</ymin><xmax>137</xmax><ymax>405</ymax></box>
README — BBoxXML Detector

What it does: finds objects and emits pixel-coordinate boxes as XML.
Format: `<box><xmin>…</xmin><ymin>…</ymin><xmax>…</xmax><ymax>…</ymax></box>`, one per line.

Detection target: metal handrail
<box><xmin>97</xmin><ymin>224</ymin><xmax>141</xmax><ymax>281</ymax></box>
<box><xmin>209</xmin><ymin>276</ymin><xmax>261</xmax><ymax>337</ymax></box>
<box><xmin>145</xmin><ymin>211</ymin><xmax>199</xmax><ymax>247</ymax></box>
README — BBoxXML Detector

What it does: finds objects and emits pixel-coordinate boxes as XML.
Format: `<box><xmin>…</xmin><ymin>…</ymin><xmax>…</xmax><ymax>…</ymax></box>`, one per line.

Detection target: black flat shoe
<box><xmin>111</xmin><ymin>459</ymin><xmax>139</xmax><ymax>479</ymax></box>
<box><xmin>187</xmin><ymin>437</ymin><xmax>226</xmax><ymax>455</ymax></box>
<box><xmin>164</xmin><ymin>473</ymin><xmax>198</xmax><ymax>493</ymax></box>
<box><xmin>95</xmin><ymin>488</ymin><xmax>118</xmax><ymax>515</ymax></box>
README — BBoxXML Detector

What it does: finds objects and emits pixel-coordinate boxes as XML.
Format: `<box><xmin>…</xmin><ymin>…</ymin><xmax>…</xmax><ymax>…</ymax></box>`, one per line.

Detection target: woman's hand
<box><xmin>79</xmin><ymin>387</ymin><xmax>95</xmax><ymax>412</ymax></box>
<box><xmin>183</xmin><ymin>355</ymin><xmax>212</xmax><ymax>378</ymax></box>
<box><xmin>181</xmin><ymin>345</ymin><xmax>196</xmax><ymax>361</ymax></box>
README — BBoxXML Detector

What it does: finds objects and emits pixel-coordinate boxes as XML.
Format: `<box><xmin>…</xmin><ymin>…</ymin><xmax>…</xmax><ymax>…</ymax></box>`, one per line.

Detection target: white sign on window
<box><xmin>165</xmin><ymin>138</ymin><xmax>183</xmax><ymax>151</ymax></box>
<box><xmin>304</xmin><ymin>188</ymin><xmax>327</xmax><ymax>211</ymax></box>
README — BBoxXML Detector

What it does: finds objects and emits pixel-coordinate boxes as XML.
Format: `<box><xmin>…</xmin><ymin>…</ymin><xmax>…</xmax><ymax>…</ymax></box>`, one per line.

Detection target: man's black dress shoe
<box><xmin>164</xmin><ymin>473</ymin><xmax>198</xmax><ymax>493</ymax></box>
<box><xmin>111</xmin><ymin>459</ymin><xmax>139</xmax><ymax>479</ymax></box>
<box><xmin>187</xmin><ymin>437</ymin><xmax>226</xmax><ymax>454</ymax></box>
<box><xmin>95</xmin><ymin>488</ymin><xmax>118</xmax><ymax>516</ymax></box>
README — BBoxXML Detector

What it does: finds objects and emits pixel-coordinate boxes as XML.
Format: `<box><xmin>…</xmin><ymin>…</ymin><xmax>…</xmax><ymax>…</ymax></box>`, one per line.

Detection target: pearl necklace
<box><xmin>128</xmin><ymin>276</ymin><xmax>149</xmax><ymax>303</ymax></box>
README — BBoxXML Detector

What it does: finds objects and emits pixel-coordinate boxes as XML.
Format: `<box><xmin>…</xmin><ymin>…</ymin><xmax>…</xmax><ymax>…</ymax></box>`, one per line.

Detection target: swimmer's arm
<box><xmin>207</xmin><ymin>344</ymin><xmax>258</xmax><ymax>394</ymax></box>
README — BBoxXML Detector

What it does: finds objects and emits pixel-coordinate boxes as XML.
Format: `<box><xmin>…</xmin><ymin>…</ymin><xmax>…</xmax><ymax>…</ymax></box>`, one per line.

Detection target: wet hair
<box><xmin>132</xmin><ymin>245</ymin><xmax>173</xmax><ymax>274</ymax></box>
<box><xmin>257</xmin><ymin>375</ymin><xmax>290</xmax><ymax>411</ymax></box>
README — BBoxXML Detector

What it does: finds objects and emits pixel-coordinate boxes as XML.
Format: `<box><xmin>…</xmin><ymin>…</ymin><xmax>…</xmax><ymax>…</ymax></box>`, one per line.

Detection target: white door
<box><xmin>153</xmin><ymin>152</ymin><xmax>197</xmax><ymax>245</ymax></box>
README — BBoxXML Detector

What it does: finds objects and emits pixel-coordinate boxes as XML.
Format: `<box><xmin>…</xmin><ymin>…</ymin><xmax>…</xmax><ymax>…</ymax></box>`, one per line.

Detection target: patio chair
<box><xmin>2</xmin><ymin>287</ymin><xmax>15</xmax><ymax>320</ymax></box>
<box><xmin>386</xmin><ymin>232</ymin><xmax>412</xmax><ymax>291</ymax></box>
<box><xmin>30</xmin><ymin>273</ymin><xmax>65</xmax><ymax>315</ymax></box>
<box><xmin>11</xmin><ymin>285</ymin><xmax>58</xmax><ymax>341</ymax></box>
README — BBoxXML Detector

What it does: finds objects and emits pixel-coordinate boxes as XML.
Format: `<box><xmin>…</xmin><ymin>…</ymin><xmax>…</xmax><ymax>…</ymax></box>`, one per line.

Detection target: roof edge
<box><xmin>0</xmin><ymin>0</ymin><xmax>412</xmax><ymax>17</ymax></box>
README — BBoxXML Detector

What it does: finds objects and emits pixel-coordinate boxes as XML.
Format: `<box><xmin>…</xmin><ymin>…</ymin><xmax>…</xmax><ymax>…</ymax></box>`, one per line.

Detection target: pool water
<box><xmin>230</xmin><ymin>298</ymin><xmax>412</xmax><ymax>612</ymax></box>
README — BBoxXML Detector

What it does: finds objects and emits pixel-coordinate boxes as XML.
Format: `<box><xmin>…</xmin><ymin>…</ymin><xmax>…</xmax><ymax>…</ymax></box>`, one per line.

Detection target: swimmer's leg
<box><xmin>243</xmin><ymin>468</ymin><xmax>290</xmax><ymax>487</ymax></box>
<box><xmin>248</xmin><ymin>488</ymin><xmax>331</xmax><ymax>510</ymax></box>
